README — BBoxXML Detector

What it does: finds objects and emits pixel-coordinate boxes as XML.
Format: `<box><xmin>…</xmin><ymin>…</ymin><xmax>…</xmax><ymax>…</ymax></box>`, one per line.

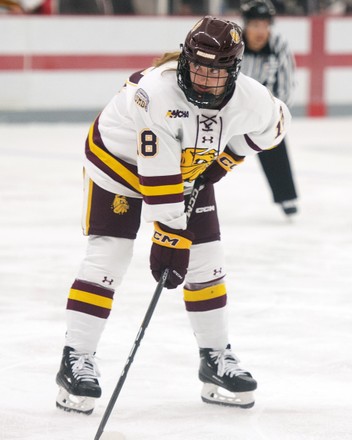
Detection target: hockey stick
<box><xmin>94</xmin><ymin>177</ymin><xmax>204</xmax><ymax>440</ymax></box>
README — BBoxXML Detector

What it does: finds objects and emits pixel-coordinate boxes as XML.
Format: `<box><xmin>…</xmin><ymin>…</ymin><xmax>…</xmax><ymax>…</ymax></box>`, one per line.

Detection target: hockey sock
<box><xmin>65</xmin><ymin>280</ymin><xmax>114</xmax><ymax>353</ymax></box>
<box><xmin>184</xmin><ymin>281</ymin><xmax>229</xmax><ymax>350</ymax></box>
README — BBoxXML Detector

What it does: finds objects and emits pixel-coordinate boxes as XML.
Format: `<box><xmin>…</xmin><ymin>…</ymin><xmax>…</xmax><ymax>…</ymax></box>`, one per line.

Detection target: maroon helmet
<box><xmin>177</xmin><ymin>16</ymin><xmax>244</xmax><ymax>109</ymax></box>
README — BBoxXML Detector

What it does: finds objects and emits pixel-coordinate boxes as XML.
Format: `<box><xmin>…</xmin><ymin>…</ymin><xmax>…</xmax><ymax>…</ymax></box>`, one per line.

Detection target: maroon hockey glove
<box><xmin>202</xmin><ymin>146</ymin><xmax>245</xmax><ymax>184</ymax></box>
<box><xmin>150</xmin><ymin>222</ymin><xmax>194</xmax><ymax>289</ymax></box>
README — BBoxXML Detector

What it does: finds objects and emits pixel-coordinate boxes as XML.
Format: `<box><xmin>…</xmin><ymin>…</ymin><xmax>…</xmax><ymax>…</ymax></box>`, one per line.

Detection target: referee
<box><xmin>241</xmin><ymin>0</ymin><xmax>298</xmax><ymax>216</ymax></box>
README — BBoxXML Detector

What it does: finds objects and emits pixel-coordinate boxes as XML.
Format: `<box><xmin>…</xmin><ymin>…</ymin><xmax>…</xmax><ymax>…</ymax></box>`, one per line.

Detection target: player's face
<box><xmin>189</xmin><ymin>62</ymin><xmax>229</xmax><ymax>96</ymax></box>
<box><xmin>245</xmin><ymin>19</ymin><xmax>271</xmax><ymax>51</ymax></box>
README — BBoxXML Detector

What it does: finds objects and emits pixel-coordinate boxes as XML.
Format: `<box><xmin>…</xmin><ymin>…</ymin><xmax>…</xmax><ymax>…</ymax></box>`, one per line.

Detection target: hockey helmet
<box><xmin>240</xmin><ymin>0</ymin><xmax>276</xmax><ymax>22</ymax></box>
<box><xmin>177</xmin><ymin>16</ymin><xmax>244</xmax><ymax>109</ymax></box>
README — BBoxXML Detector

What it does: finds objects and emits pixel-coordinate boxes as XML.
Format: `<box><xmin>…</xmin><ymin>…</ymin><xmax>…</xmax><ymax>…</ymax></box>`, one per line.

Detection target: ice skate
<box><xmin>199</xmin><ymin>344</ymin><xmax>257</xmax><ymax>408</ymax></box>
<box><xmin>280</xmin><ymin>200</ymin><xmax>298</xmax><ymax>216</ymax></box>
<box><xmin>56</xmin><ymin>346</ymin><xmax>101</xmax><ymax>415</ymax></box>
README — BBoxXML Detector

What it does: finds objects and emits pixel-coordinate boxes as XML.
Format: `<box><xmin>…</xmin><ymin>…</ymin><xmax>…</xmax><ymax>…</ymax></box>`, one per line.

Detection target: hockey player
<box><xmin>240</xmin><ymin>0</ymin><xmax>298</xmax><ymax>216</ymax></box>
<box><xmin>56</xmin><ymin>16</ymin><xmax>291</xmax><ymax>414</ymax></box>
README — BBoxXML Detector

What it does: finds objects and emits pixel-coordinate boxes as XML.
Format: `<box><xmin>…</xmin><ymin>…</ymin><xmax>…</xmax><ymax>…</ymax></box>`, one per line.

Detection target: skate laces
<box><xmin>69</xmin><ymin>351</ymin><xmax>100</xmax><ymax>383</ymax></box>
<box><xmin>210</xmin><ymin>347</ymin><xmax>248</xmax><ymax>378</ymax></box>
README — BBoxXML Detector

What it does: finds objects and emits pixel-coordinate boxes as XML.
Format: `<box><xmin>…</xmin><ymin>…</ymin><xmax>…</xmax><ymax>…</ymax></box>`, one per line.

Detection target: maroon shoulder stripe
<box><xmin>129</xmin><ymin>69</ymin><xmax>145</xmax><ymax>85</ymax></box>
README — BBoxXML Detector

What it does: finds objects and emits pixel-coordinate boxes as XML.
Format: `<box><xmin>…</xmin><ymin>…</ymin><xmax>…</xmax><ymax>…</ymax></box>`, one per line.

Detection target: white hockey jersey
<box><xmin>84</xmin><ymin>61</ymin><xmax>291</xmax><ymax>230</ymax></box>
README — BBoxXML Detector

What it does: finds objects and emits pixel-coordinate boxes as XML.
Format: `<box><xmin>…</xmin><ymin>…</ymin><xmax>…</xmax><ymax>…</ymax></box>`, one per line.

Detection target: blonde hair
<box><xmin>153</xmin><ymin>51</ymin><xmax>181</xmax><ymax>68</ymax></box>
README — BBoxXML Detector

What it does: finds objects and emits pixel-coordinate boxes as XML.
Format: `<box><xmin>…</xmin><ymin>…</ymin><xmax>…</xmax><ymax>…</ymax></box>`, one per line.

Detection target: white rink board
<box><xmin>326</xmin><ymin>68</ymin><xmax>352</xmax><ymax>104</ymax></box>
<box><xmin>327</xmin><ymin>18</ymin><xmax>352</xmax><ymax>53</ymax></box>
<box><xmin>0</xmin><ymin>71</ymin><xmax>130</xmax><ymax>109</ymax></box>
<box><xmin>1</xmin><ymin>16</ymin><xmax>352</xmax><ymax>113</ymax></box>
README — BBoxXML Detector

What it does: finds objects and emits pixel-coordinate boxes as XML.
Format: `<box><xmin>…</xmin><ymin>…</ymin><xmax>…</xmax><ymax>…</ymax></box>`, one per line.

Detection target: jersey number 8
<box><xmin>139</xmin><ymin>129</ymin><xmax>158</xmax><ymax>157</ymax></box>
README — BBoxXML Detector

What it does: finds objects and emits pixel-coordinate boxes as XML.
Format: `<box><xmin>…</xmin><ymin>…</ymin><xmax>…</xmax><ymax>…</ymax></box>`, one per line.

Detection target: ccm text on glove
<box><xmin>150</xmin><ymin>222</ymin><xmax>194</xmax><ymax>289</ymax></box>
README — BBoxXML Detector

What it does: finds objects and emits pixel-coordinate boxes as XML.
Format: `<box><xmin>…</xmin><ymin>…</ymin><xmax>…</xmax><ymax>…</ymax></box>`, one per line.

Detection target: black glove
<box><xmin>150</xmin><ymin>222</ymin><xmax>194</xmax><ymax>289</ymax></box>
<box><xmin>203</xmin><ymin>146</ymin><xmax>245</xmax><ymax>184</ymax></box>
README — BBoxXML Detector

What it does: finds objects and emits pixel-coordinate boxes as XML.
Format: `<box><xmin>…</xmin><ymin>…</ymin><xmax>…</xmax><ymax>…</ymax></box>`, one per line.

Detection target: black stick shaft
<box><xmin>94</xmin><ymin>269</ymin><xmax>169</xmax><ymax>440</ymax></box>
<box><xmin>94</xmin><ymin>178</ymin><xmax>204</xmax><ymax>440</ymax></box>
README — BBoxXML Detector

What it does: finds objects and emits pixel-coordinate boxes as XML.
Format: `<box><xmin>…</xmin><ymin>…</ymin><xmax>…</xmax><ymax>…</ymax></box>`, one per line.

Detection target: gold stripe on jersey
<box><xmin>139</xmin><ymin>182</ymin><xmax>184</xmax><ymax>196</ymax></box>
<box><xmin>84</xmin><ymin>176</ymin><xmax>94</xmax><ymax>235</ymax></box>
<box><xmin>183</xmin><ymin>283</ymin><xmax>227</xmax><ymax>302</ymax></box>
<box><xmin>68</xmin><ymin>288</ymin><xmax>113</xmax><ymax>310</ymax></box>
<box><xmin>87</xmin><ymin>123</ymin><xmax>141</xmax><ymax>193</ymax></box>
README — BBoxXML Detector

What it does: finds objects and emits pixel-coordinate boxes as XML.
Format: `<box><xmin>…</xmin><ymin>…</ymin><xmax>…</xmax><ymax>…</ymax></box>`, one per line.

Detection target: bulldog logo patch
<box><xmin>111</xmin><ymin>195</ymin><xmax>129</xmax><ymax>215</ymax></box>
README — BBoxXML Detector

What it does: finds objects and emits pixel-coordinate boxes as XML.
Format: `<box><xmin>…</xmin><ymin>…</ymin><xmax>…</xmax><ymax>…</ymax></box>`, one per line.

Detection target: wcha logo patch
<box><xmin>166</xmin><ymin>109</ymin><xmax>190</xmax><ymax>118</ymax></box>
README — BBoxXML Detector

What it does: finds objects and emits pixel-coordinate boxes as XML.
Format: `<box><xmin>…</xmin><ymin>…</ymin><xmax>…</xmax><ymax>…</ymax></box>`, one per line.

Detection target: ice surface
<box><xmin>0</xmin><ymin>118</ymin><xmax>351</xmax><ymax>440</ymax></box>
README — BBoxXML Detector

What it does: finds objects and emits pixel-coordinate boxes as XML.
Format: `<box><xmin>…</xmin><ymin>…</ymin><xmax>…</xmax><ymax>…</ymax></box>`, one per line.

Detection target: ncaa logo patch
<box><xmin>135</xmin><ymin>88</ymin><xmax>149</xmax><ymax>112</ymax></box>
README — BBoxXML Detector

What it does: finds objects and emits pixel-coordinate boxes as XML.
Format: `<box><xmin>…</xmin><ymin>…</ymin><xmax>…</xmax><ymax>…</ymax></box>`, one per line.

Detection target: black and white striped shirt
<box><xmin>241</xmin><ymin>32</ymin><xmax>296</xmax><ymax>107</ymax></box>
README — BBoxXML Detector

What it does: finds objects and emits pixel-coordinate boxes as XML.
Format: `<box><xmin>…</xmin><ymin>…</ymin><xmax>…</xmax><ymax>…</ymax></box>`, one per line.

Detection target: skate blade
<box><xmin>56</xmin><ymin>387</ymin><xmax>96</xmax><ymax>415</ymax></box>
<box><xmin>201</xmin><ymin>382</ymin><xmax>255</xmax><ymax>408</ymax></box>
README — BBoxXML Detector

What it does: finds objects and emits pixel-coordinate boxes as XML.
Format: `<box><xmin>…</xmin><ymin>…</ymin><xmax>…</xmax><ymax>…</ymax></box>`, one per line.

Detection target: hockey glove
<box><xmin>150</xmin><ymin>222</ymin><xmax>194</xmax><ymax>289</ymax></box>
<box><xmin>202</xmin><ymin>146</ymin><xmax>245</xmax><ymax>184</ymax></box>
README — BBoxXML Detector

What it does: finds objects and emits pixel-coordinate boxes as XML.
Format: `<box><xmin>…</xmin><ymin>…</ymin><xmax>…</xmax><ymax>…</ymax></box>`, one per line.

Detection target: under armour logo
<box><xmin>102</xmin><ymin>276</ymin><xmax>114</xmax><ymax>285</ymax></box>
<box><xmin>213</xmin><ymin>267</ymin><xmax>222</xmax><ymax>276</ymax></box>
